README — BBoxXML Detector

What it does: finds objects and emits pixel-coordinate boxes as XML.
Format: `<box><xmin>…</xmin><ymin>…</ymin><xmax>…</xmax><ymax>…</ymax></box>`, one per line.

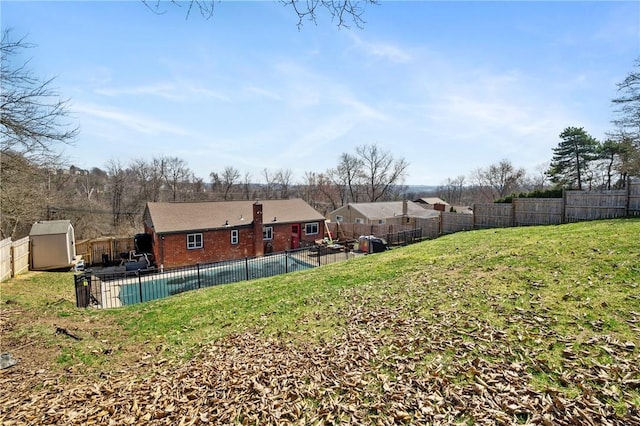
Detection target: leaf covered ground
<box><xmin>1</xmin><ymin>219</ymin><xmax>639</xmax><ymax>425</ymax></box>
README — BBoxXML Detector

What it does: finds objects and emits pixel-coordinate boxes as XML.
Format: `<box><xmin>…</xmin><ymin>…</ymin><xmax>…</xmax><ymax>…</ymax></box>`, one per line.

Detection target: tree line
<box><xmin>2</xmin><ymin>29</ymin><xmax>639</xmax><ymax>240</ymax></box>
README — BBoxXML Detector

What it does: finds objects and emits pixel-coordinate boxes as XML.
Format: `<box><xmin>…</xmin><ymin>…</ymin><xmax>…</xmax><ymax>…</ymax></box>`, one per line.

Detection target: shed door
<box><xmin>291</xmin><ymin>224</ymin><xmax>300</xmax><ymax>249</ymax></box>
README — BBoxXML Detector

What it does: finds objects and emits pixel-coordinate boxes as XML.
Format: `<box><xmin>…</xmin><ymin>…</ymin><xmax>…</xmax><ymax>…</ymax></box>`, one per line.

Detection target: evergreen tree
<box><xmin>547</xmin><ymin>127</ymin><xmax>599</xmax><ymax>190</ymax></box>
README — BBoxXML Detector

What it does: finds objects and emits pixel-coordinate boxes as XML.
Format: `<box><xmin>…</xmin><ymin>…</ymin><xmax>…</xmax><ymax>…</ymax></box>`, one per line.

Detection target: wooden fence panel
<box><xmin>415</xmin><ymin>216</ymin><xmax>441</xmax><ymax>239</ymax></box>
<box><xmin>328</xmin><ymin>222</ymin><xmax>430</xmax><ymax>241</ymax></box>
<box><xmin>629</xmin><ymin>182</ymin><xmax>640</xmax><ymax>217</ymax></box>
<box><xmin>441</xmin><ymin>212</ymin><xmax>473</xmax><ymax>234</ymax></box>
<box><xmin>11</xmin><ymin>236</ymin><xmax>30</xmax><ymax>276</ymax></box>
<box><xmin>76</xmin><ymin>237</ymin><xmax>135</xmax><ymax>266</ymax></box>
<box><xmin>0</xmin><ymin>237</ymin><xmax>30</xmax><ymax>281</ymax></box>
<box><xmin>565</xmin><ymin>190</ymin><xmax>627</xmax><ymax>222</ymax></box>
<box><xmin>473</xmin><ymin>203</ymin><xmax>514</xmax><ymax>229</ymax></box>
<box><xmin>0</xmin><ymin>238</ymin><xmax>11</xmax><ymax>282</ymax></box>
<box><xmin>514</xmin><ymin>198</ymin><xmax>563</xmax><ymax>226</ymax></box>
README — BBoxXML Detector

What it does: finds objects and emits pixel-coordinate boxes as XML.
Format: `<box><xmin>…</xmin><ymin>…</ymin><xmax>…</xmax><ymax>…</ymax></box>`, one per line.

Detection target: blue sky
<box><xmin>3</xmin><ymin>1</ymin><xmax>639</xmax><ymax>185</ymax></box>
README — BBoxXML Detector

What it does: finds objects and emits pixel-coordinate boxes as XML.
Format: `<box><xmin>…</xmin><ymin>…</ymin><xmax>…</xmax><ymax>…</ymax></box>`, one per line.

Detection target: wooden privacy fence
<box><xmin>0</xmin><ymin>237</ymin><xmax>30</xmax><ymax>282</ymax></box>
<box><xmin>328</xmin><ymin>183</ymin><xmax>640</xmax><ymax>240</ymax></box>
<box><xmin>441</xmin><ymin>211</ymin><xmax>474</xmax><ymax>234</ymax></box>
<box><xmin>329</xmin><ymin>222</ymin><xmax>421</xmax><ymax>241</ymax></box>
<box><xmin>445</xmin><ymin>183</ymin><xmax>640</xmax><ymax>234</ymax></box>
<box><xmin>75</xmin><ymin>237</ymin><xmax>136</xmax><ymax>266</ymax></box>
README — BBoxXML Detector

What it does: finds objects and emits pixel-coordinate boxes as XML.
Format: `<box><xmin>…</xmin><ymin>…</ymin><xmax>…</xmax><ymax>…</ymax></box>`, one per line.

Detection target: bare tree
<box><xmin>164</xmin><ymin>157</ymin><xmax>193</xmax><ymax>202</ymax></box>
<box><xmin>142</xmin><ymin>0</ymin><xmax>378</xmax><ymax>29</ymax></box>
<box><xmin>221</xmin><ymin>166</ymin><xmax>241</xmax><ymax>200</ymax></box>
<box><xmin>329</xmin><ymin>152</ymin><xmax>363</xmax><ymax>204</ymax></box>
<box><xmin>0</xmin><ymin>30</ymin><xmax>79</xmax><ymax>238</ymax></box>
<box><xmin>526</xmin><ymin>163</ymin><xmax>550</xmax><ymax>192</ymax></box>
<box><xmin>241</xmin><ymin>172</ymin><xmax>253</xmax><ymax>200</ymax></box>
<box><xmin>0</xmin><ymin>154</ymin><xmax>48</xmax><ymax>238</ymax></box>
<box><xmin>301</xmin><ymin>171</ymin><xmax>342</xmax><ymax>213</ymax></box>
<box><xmin>609</xmin><ymin>58</ymin><xmax>640</xmax><ymax>182</ymax></box>
<box><xmin>612</xmin><ymin>57</ymin><xmax>640</xmax><ymax>144</ymax></box>
<box><xmin>356</xmin><ymin>143</ymin><xmax>409</xmax><ymax>202</ymax></box>
<box><xmin>261</xmin><ymin>168</ymin><xmax>276</xmax><ymax>200</ymax></box>
<box><xmin>274</xmin><ymin>168</ymin><xmax>294</xmax><ymax>199</ymax></box>
<box><xmin>472</xmin><ymin>159</ymin><xmax>526</xmax><ymax>202</ymax></box>
<box><xmin>1</xmin><ymin>30</ymin><xmax>78</xmax><ymax>165</ymax></box>
<box><xmin>106</xmin><ymin>159</ymin><xmax>130</xmax><ymax>231</ymax></box>
<box><xmin>438</xmin><ymin>175</ymin><xmax>466</xmax><ymax>207</ymax></box>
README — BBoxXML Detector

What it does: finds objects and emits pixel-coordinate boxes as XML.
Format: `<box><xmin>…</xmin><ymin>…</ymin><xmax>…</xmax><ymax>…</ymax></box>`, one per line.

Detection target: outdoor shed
<box><xmin>29</xmin><ymin>220</ymin><xmax>76</xmax><ymax>270</ymax></box>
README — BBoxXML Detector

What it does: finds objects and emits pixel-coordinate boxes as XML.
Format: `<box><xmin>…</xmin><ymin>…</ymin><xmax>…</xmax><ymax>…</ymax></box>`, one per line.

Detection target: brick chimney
<box><xmin>253</xmin><ymin>201</ymin><xmax>264</xmax><ymax>257</ymax></box>
<box><xmin>402</xmin><ymin>199</ymin><xmax>410</xmax><ymax>224</ymax></box>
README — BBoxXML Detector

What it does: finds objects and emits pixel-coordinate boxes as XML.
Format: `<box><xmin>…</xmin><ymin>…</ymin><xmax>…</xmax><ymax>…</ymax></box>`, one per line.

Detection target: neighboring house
<box><xmin>413</xmin><ymin>197</ymin><xmax>450</xmax><ymax>212</ymax></box>
<box><xmin>143</xmin><ymin>199</ymin><xmax>326</xmax><ymax>268</ymax></box>
<box><xmin>327</xmin><ymin>200</ymin><xmax>440</xmax><ymax>226</ymax></box>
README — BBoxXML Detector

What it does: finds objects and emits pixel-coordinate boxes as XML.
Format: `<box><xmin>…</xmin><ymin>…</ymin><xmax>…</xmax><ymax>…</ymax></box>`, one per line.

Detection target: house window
<box><xmin>336</xmin><ymin>215</ymin><xmax>344</xmax><ymax>223</ymax></box>
<box><xmin>231</xmin><ymin>230</ymin><xmax>239</xmax><ymax>245</ymax></box>
<box><xmin>355</xmin><ymin>218</ymin><xmax>364</xmax><ymax>224</ymax></box>
<box><xmin>304</xmin><ymin>222</ymin><xmax>319</xmax><ymax>235</ymax></box>
<box><xmin>377</xmin><ymin>219</ymin><xmax>386</xmax><ymax>225</ymax></box>
<box><xmin>187</xmin><ymin>233</ymin><xmax>203</xmax><ymax>249</ymax></box>
<box><xmin>263</xmin><ymin>226</ymin><xmax>273</xmax><ymax>240</ymax></box>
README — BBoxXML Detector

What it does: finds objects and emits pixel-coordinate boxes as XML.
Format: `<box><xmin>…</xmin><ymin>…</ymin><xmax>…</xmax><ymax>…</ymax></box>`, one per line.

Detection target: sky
<box><xmin>2</xmin><ymin>1</ymin><xmax>639</xmax><ymax>186</ymax></box>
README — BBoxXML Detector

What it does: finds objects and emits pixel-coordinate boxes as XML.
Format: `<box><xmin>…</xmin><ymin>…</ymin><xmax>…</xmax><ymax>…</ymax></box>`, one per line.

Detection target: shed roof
<box><xmin>341</xmin><ymin>201</ymin><xmax>440</xmax><ymax>219</ymax></box>
<box><xmin>29</xmin><ymin>220</ymin><xmax>73</xmax><ymax>236</ymax></box>
<box><xmin>146</xmin><ymin>199</ymin><xmax>326</xmax><ymax>234</ymax></box>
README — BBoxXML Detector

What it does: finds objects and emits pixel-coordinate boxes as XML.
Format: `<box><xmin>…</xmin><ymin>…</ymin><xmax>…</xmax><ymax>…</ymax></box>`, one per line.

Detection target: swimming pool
<box><xmin>118</xmin><ymin>254</ymin><xmax>315</xmax><ymax>305</ymax></box>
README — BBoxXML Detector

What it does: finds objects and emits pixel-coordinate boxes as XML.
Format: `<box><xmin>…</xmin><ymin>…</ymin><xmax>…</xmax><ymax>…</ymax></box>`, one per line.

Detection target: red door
<box><xmin>291</xmin><ymin>224</ymin><xmax>300</xmax><ymax>249</ymax></box>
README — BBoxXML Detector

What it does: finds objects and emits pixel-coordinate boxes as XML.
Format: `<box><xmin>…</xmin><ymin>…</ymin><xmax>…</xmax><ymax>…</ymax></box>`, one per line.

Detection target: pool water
<box><xmin>118</xmin><ymin>255</ymin><xmax>314</xmax><ymax>305</ymax></box>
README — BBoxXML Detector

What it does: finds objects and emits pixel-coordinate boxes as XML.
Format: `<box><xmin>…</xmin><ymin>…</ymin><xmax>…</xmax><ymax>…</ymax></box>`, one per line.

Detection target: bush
<box><xmin>495</xmin><ymin>188</ymin><xmax>564</xmax><ymax>203</ymax></box>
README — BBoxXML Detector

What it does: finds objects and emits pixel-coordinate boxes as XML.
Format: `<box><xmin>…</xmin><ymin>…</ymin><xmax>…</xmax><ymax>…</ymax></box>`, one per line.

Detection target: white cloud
<box><xmin>95</xmin><ymin>81</ymin><xmax>230</xmax><ymax>102</ymax></box>
<box><xmin>75</xmin><ymin>102</ymin><xmax>191</xmax><ymax>136</ymax></box>
<box><xmin>243</xmin><ymin>86</ymin><xmax>282</xmax><ymax>101</ymax></box>
<box><xmin>348</xmin><ymin>33</ymin><xmax>413</xmax><ymax>63</ymax></box>
<box><xmin>95</xmin><ymin>83</ymin><xmax>183</xmax><ymax>100</ymax></box>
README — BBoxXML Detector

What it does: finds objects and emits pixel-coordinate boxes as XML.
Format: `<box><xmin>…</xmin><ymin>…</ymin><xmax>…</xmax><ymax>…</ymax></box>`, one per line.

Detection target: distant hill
<box><xmin>405</xmin><ymin>185</ymin><xmax>439</xmax><ymax>195</ymax></box>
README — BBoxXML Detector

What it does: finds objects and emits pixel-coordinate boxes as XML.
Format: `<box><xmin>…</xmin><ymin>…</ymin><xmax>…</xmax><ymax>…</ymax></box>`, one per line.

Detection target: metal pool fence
<box><xmin>74</xmin><ymin>246</ymin><xmax>350</xmax><ymax>309</ymax></box>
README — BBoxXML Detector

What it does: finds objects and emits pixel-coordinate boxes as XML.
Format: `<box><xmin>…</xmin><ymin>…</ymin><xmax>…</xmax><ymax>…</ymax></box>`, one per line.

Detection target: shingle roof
<box><xmin>349</xmin><ymin>201</ymin><xmax>440</xmax><ymax>219</ymax></box>
<box><xmin>29</xmin><ymin>220</ymin><xmax>73</xmax><ymax>236</ymax></box>
<box><xmin>146</xmin><ymin>199</ymin><xmax>325</xmax><ymax>234</ymax></box>
<box><xmin>415</xmin><ymin>197</ymin><xmax>450</xmax><ymax>206</ymax></box>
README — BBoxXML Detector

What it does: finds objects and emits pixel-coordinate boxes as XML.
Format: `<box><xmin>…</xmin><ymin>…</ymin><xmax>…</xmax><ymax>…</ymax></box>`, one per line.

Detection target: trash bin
<box><xmin>74</xmin><ymin>274</ymin><xmax>90</xmax><ymax>308</ymax></box>
<box><xmin>357</xmin><ymin>235</ymin><xmax>389</xmax><ymax>254</ymax></box>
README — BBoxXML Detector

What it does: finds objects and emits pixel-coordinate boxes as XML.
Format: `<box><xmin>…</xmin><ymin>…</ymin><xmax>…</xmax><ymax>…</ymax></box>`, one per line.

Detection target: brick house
<box><xmin>143</xmin><ymin>199</ymin><xmax>326</xmax><ymax>268</ymax></box>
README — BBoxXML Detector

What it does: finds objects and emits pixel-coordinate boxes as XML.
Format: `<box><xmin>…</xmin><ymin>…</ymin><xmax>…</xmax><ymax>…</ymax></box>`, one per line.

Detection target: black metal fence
<box><xmin>74</xmin><ymin>227</ymin><xmax>428</xmax><ymax>309</ymax></box>
<box><xmin>74</xmin><ymin>246</ymin><xmax>351</xmax><ymax>309</ymax></box>
<box><xmin>384</xmin><ymin>228</ymin><xmax>424</xmax><ymax>246</ymax></box>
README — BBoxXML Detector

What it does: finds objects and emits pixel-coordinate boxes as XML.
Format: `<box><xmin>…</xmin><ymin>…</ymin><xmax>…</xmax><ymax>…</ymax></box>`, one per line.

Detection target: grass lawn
<box><xmin>1</xmin><ymin>218</ymin><xmax>639</xmax><ymax>424</ymax></box>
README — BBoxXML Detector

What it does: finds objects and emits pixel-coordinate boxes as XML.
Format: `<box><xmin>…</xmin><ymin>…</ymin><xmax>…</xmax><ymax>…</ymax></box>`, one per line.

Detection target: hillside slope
<box><xmin>1</xmin><ymin>219</ymin><xmax>639</xmax><ymax>424</ymax></box>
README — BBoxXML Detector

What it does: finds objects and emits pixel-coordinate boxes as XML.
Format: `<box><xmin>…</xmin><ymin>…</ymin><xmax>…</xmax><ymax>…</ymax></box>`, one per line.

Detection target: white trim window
<box><xmin>187</xmin><ymin>233</ymin><xmax>203</xmax><ymax>249</ymax></box>
<box><xmin>263</xmin><ymin>226</ymin><xmax>273</xmax><ymax>240</ymax></box>
<box><xmin>355</xmin><ymin>218</ymin><xmax>364</xmax><ymax>224</ymax></box>
<box><xmin>377</xmin><ymin>219</ymin><xmax>386</xmax><ymax>225</ymax></box>
<box><xmin>231</xmin><ymin>229</ymin><xmax>239</xmax><ymax>245</ymax></box>
<box><xmin>336</xmin><ymin>215</ymin><xmax>344</xmax><ymax>223</ymax></box>
<box><xmin>304</xmin><ymin>222</ymin><xmax>319</xmax><ymax>235</ymax></box>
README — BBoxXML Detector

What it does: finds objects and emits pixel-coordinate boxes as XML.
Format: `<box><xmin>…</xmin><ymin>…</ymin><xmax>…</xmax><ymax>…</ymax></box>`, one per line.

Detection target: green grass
<box><xmin>2</xmin><ymin>218</ymin><xmax>639</xmax><ymax>401</ymax></box>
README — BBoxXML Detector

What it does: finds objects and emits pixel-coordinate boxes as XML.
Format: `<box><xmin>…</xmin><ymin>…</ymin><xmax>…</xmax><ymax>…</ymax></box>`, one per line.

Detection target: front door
<box><xmin>291</xmin><ymin>224</ymin><xmax>300</xmax><ymax>249</ymax></box>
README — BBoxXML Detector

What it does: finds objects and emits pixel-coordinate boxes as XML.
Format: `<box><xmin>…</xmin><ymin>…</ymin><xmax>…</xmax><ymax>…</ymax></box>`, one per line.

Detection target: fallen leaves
<box><xmin>1</xmin><ymin>285</ymin><xmax>639</xmax><ymax>425</ymax></box>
